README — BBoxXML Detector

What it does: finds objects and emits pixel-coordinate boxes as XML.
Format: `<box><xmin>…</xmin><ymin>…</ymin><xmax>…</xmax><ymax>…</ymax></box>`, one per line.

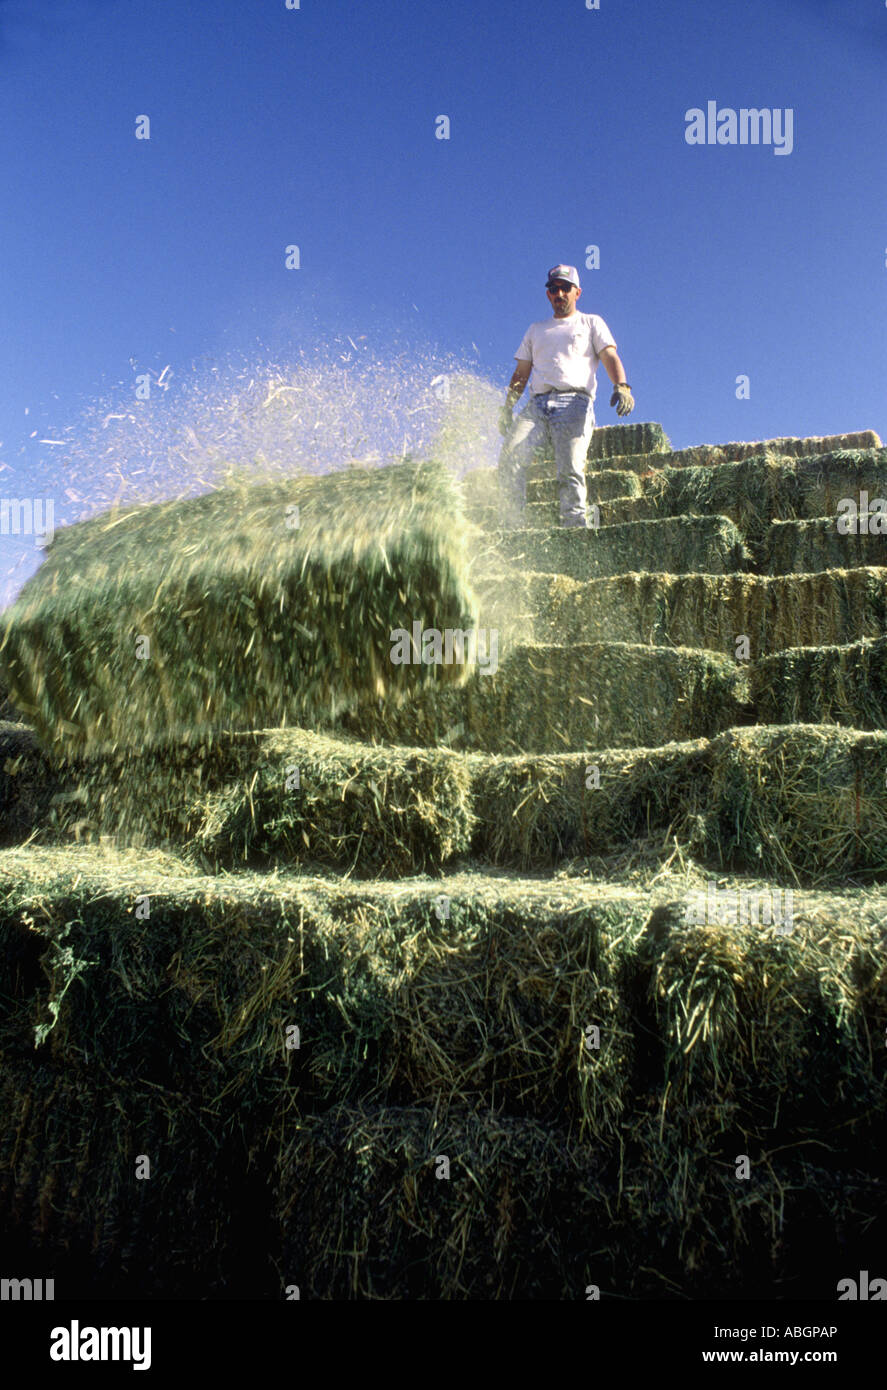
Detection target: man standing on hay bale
<box><xmin>498</xmin><ymin>263</ymin><xmax>634</xmax><ymax>527</ymax></box>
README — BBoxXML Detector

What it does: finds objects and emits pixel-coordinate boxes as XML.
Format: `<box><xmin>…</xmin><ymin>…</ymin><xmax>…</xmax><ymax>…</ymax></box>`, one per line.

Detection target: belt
<box><xmin>534</xmin><ymin>388</ymin><xmax>590</xmax><ymax>397</ymax></box>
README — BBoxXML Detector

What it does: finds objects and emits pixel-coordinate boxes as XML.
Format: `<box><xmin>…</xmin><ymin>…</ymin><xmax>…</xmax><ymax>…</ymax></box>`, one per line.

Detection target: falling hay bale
<box><xmin>0</xmin><ymin>458</ymin><xmax>479</xmax><ymax>757</ymax></box>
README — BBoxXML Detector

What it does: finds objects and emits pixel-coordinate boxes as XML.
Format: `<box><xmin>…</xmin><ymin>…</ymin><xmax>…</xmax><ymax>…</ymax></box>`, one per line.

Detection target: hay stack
<box><xmin>751</xmin><ymin>635</ymin><xmax>887</xmax><ymax>731</ymax></box>
<box><xmin>693</xmin><ymin>724</ymin><xmax>887</xmax><ymax>883</ymax></box>
<box><xmin>0</xmin><ymin>459</ymin><xmax>478</xmax><ymax>756</ymax></box>
<box><xmin>332</xmin><ymin>640</ymin><xmax>748</xmax><ymax>752</ymax></box>
<box><xmin>2</xmin><ymin>848</ymin><xmax>885</xmax><ymax>1297</ymax></box>
<box><xmin>496</xmin><ymin>515</ymin><xmax>750</xmax><ymax>581</ymax></box>
<box><xmin>522</xmin><ymin>568</ymin><xmax>887</xmax><ymax>655</ymax></box>
<box><xmin>588</xmin><ymin>421</ymin><xmax>671</xmax><ymax>459</ymax></box>
<box><xmin>764</xmin><ymin>516</ymin><xmax>887</xmax><ymax>574</ymax></box>
<box><xmin>653</xmin><ymin>431</ymin><xmax>882</xmax><ymax>470</ymax></box>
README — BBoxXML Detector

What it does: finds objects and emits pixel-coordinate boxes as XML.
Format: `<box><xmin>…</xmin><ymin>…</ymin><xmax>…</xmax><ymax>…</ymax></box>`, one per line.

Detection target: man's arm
<box><xmin>598</xmin><ymin>345</ymin><xmax>627</xmax><ymax>386</ymax></box>
<box><xmin>506</xmin><ymin>359</ymin><xmax>532</xmax><ymax>408</ymax></box>
<box><xmin>499</xmin><ymin>359</ymin><xmax>531</xmax><ymax>435</ymax></box>
<box><xmin>599</xmin><ymin>345</ymin><xmax>635</xmax><ymax>415</ymax></box>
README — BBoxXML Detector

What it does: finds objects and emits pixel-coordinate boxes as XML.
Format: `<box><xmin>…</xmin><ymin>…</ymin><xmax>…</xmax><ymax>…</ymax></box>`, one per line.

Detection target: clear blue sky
<box><xmin>1</xmin><ymin>0</ymin><xmax>885</xmax><ymax>609</ymax></box>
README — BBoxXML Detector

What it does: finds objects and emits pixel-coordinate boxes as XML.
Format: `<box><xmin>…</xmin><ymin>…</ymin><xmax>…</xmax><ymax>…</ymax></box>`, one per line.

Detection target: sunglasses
<box><xmin>547</xmin><ymin>284</ymin><xmax>574</xmax><ymax>294</ymax></box>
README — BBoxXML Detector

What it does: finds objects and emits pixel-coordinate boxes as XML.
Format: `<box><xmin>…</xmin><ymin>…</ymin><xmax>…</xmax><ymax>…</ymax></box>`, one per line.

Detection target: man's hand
<box><xmin>610</xmin><ymin>383</ymin><xmax>634</xmax><ymax>416</ymax></box>
<box><xmin>498</xmin><ymin>405</ymin><xmax>514</xmax><ymax>437</ymax></box>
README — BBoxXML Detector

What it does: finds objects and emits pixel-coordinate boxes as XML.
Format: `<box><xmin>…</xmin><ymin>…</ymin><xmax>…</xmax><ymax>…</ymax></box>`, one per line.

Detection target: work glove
<box><xmin>610</xmin><ymin>383</ymin><xmax>634</xmax><ymax>416</ymax></box>
<box><xmin>498</xmin><ymin>405</ymin><xmax>514</xmax><ymax>437</ymax></box>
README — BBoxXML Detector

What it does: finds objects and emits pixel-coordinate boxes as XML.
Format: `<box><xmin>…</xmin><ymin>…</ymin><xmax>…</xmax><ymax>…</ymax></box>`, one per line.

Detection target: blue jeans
<box><xmin>498</xmin><ymin>390</ymin><xmax>594</xmax><ymax>527</ymax></box>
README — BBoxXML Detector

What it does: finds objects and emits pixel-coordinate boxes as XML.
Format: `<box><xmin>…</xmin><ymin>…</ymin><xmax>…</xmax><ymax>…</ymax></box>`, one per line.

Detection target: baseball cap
<box><xmin>546</xmin><ymin>264</ymin><xmax>581</xmax><ymax>290</ymax></box>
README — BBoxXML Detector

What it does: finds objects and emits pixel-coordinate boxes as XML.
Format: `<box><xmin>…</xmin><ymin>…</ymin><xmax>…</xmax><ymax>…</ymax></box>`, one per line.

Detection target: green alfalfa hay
<box><xmin>528</xmin><ymin>451</ymin><xmax>796</xmax><ymax>536</ymax></box>
<box><xmin>583</xmin><ymin>468</ymin><xmax>644</xmax><ymax>502</ymax></box>
<box><xmin>43</xmin><ymin>727</ymin><xmax>476</xmax><ymax>877</ymax></box>
<box><xmin>495</xmin><ymin>514</ymin><xmax>750</xmax><ymax>582</ymax></box>
<box><xmin>0</xmin><ymin>850</ymin><xmax>639</xmax><ymax>1134</ymax></box>
<box><xmin>275</xmin><ymin>1104</ymin><xmax>886</xmax><ymax>1299</ymax></box>
<box><xmin>2</xmin><ymin>847</ymin><xmax>886</xmax><ymax>1296</ymax></box>
<box><xmin>764</xmin><ymin>516</ymin><xmax>887</xmax><ymax>574</ymax></box>
<box><xmin>692</xmin><ymin>724</ymin><xmax>887</xmax><ymax>886</ymax></box>
<box><xmin>0</xmin><ymin>1059</ymin><xmax>253</xmax><ymax>1296</ymax></box>
<box><xmin>648</xmin><ymin>913</ymin><xmax>887</xmax><ymax>1106</ymax></box>
<box><xmin>750</xmin><ymin>635</ymin><xmax>887</xmax><ymax>731</ymax></box>
<box><xmin>10</xmin><ymin>717</ymin><xmax>887</xmax><ymax>886</ymax></box>
<box><xmin>471</xmin><ymin>723</ymin><xmax>887</xmax><ymax>884</ymax></box>
<box><xmin>651</xmin><ymin>431</ymin><xmax>882</xmax><ymax>470</ymax></box>
<box><xmin>330</xmin><ymin>641</ymin><xmax>748</xmax><ymax>753</ymax></box>
<box><xmin>1</xmin><ymin>721</ymin><xmax>57</xmax><ymax>846</ymax></box>
<box><xmin>470</xmin><ymin>738</ymin><xmax>711</xmax><ymax>867</ymax></box>
<box><xmin>588</xmin><ymin>421</ymin><xmax>671</xmax><ymax>459</ymax></box>
<box><xmin>275</xmin><ymin>1104</ymin><xmax>619</xmax><ymax>1298</ymax></box>
<box><xmin>0</xmin><ymin>458</ymin><xmax>479</xmax><ymax>758</ymax></box>
<box><xmin>637</xmin><ymin>448</ymin><xmax>887</xmax><ymax>558</ymax></box>
<box><xmin>523</xmin><ymin>568</ymin><xmax>887</xmax><ymax>655</ymax></box>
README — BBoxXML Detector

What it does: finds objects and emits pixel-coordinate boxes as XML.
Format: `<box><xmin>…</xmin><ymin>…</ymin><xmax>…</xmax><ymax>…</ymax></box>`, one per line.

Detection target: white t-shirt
<box><xmin>514</xmin><ymin>311</ymin><xmax>616</xmax><ymax>400</ymax></box>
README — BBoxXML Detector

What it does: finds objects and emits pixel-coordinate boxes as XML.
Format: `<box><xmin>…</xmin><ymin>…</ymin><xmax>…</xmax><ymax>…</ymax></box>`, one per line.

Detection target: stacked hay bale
<box><xmin>1</xmin><ymin>421</ymin><xmax>887</xmax><ymax>1301</ymax></box>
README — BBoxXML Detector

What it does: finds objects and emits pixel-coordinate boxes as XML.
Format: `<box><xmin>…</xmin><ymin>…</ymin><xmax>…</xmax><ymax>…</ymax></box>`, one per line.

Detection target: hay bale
<box><xmin>583</xmin><ymin>469</ymin><xmax>644</xmax><ymax>503</ymax></box>
<box><xmin>0</xmin><ymin>721</ymin><xmax>58</xmax><ymax>845</ymax></box>
<box><xmin>523</xmin><ymin>568</ymin><xmax>887</xmax><ymax>655</ymax></box>
<box><xmin>276</xmin><ymin>1101</ymin><xmax>887</xmax><ymax>1297</ymax></box>
<box><xmin>41</xmin><ymin>727</ymin><xmax>476</xmax><ymax>876</ymax></box>
<box><xmin>659</xmin><ymin>431</ymin><xmax>882</xmax><ymax>470</ymax></box>
<box><xmin>332</xmin><ymin>641</ymin><xmax>749</xmax><ymax>753</ymax></box>
<box><xmin>471</xmin><ymin>738</ymin><xmax>711</xmax><ymax>866</ymax></box>
<box><xmin>529</xmin><ymin>431</ymin><xmax>884</xmax><ymax>480</ymax></box>
<box><xmin>693</xmin><ymin>724</ymin><xmax>887</xmax><ymax>884</ymax></box>
<box><xmin>2</xmin><ymin>846</ymin><xmax>886</xmax><ymax>1295</ymax></box>
<box><xmin>495</xmin><ymin>515</ymin><xmax>750</xmax><ymax>581</ymax></box>
<box><xmin>0</xmin><ymin>458</ymin><xmax>479</xmax><ymax>757</ymax></box>
<box><xmin>0</xmin><ymin>1060</ymin><xmax>263</xmax><ymax>1297</ymax></box>
<box><xmin>764</xmin><ymin>516</ymin><xmax>887</xmax><ymax>574</ymax></box>
<box><xmin>472</xmin><ymin>723</ymin><xmax>887</xmax><ymax>884</ymax></box>
<box><xmin>527</xmin><ymin>449</ymin><xmax>887</xmax><ymax>552</ymax></box>
<box><xmin>588</xmin><ymin>421</ymin><xmax>671</xmax><ymax>459</ymax></box>
<box><xmin>751</xmin><ymin>635</ymin><xmax>887</xmax><ymax>731</ymax></box>
<box><xmin>526</xmin><ymin>469</ymin><xmax>644</xmax><ymax>506</ymax></box>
